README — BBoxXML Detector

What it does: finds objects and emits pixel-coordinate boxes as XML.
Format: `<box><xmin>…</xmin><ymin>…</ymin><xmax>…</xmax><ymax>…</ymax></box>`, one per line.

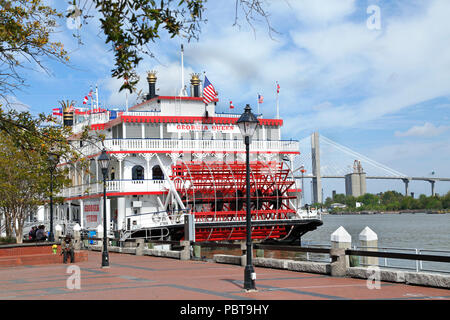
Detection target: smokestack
<box><xmin>60</xmin><ymin>100</ymin><xmax>74</xmax><ymax>126</ymax></box>
<box><xmin>63</xmin><ymin>110</ymin><xmax>73</xmax><ymax>126</ymax></box>
<box><xmin>190</xmin><ymin>73</ymin><xmax>201</xmax><ymax>97</ymax></box>
<box><xmin>146</xmin><ymin>70</ymin><xmax>157</xmax><ymax>100</ymax></box>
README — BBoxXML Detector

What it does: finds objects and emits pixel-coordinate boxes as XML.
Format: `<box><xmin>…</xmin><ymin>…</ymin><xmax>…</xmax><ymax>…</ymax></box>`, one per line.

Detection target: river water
<box><xmin>202</xmin><ymin>212</ymin><xmax>450</xmax><ymax>273</ymax></box>
<box><xmin>303</xmin><ymin>212</ymin><xmax>449</xmax><ymax>250</ymax></box>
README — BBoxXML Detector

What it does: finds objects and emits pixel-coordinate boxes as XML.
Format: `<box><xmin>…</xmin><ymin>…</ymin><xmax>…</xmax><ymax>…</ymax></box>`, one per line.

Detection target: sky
<box><xmin>11</xmin><ymin>0</ymin><xmax>450</xmax><ymax>200</ymax></box>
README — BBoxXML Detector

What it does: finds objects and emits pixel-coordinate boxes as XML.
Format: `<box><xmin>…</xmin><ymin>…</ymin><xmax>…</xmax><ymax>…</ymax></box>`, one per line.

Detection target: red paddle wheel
<box><xmin>170</xmin><ymin>160</ymin><xmax>299</xmax><ymax>241</ymax></box>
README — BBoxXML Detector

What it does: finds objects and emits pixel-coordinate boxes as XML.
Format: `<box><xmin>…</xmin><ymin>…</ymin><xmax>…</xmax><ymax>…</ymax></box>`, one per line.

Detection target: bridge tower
<box><xmin>311</xmin><ymin>132</ymin><xmax>322</xmax><ymax>204</ymax></box>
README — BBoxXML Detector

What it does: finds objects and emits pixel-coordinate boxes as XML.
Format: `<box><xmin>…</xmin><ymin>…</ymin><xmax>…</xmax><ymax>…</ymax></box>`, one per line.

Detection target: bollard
<box><xmin>331</xmin><ymin>226</ymin><xmax>351</xmax><ymax>268</ymax></box>
<box><xmin>330</xmin><ymin>248</ymin><xmax>347</xmax><ymax>277</ymax></box>
<box><xmin>73</xmin><ymin>224</ymin><xmax>81</xmax><ymax>250</ymax></box>
<box><xmin>55</xmin><ymin>225</ymin><xmax>63</xmax><ymax>244</ymax></box>
<box><xmin>180</xmin><ymin>240</ymin><xmax>190</xmax><ymax>260</ymax></box>
<box><xmin>359</xmin><ymin>226</ymin><xmax>378</xmax><ymax>267</ymax></box>
<box><xmin>135</xmin><ymin>239</ymin><xmax>145</xmax><ymax>256</ymax></box>
<box><xmin>96</xmin><ymin>224</ymin><xmax>103</xmax><ymax>248</ymax></box>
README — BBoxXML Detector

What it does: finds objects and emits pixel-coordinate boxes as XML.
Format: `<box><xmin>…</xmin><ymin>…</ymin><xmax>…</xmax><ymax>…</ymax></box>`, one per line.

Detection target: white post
<box><xmin>73</xmin><ymin>223</ymin><xmax>81</xmax><ymax>250</ymax></box>
<box><xmin>79</xmin><ymin>199</ymin><xmax>84</xmax><ymax>229</ymax></box>
<box><xmin>117</xmin><ymin>197</ymin><xmax>126</xmax><ymax>231</ymax></box>
<box><xmin>359</xmin><ymin>227</ymin><xmax>378</xmax><ymax>267</ymax></box>
<box><xmin>55</xmin><ymin>224</ymin><xmax>63</xmax><ymax>243</ymax></box>
<box><xmin>97</xmin><ymin>224</ymin><xmax>103</xmax><ymax>247</ymax></box>
<box><xmin>331</xmin><ymin>226</ymin><xmax>351</xmax><ymax>267</ymax></box>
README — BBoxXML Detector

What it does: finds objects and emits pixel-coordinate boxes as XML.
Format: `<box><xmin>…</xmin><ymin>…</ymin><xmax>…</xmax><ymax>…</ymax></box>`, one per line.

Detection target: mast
<box><xmin>179</xmin><ymin>44</ymin><xmax>187</xmax><ymax>97</ymax></box>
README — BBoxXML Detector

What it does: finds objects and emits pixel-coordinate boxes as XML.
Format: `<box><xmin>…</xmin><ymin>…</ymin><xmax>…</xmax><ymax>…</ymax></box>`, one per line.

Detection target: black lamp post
<box><xmin>47</xmin><ymin>153</ymin><xmax>59</xmax><ymax>242</ymax></box>
<box><xmin>98</xmin><ymin>148</ymin><xmax>110</xmax><ymax>267</ymax></box>
<box><xmin>236</xmin><ymin>104</ymin><xmax>259</xmax><ymax>291</ymax></box>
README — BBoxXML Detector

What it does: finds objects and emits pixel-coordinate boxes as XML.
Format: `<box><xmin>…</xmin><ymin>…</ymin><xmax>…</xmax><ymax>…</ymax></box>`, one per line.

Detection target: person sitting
<box><xmin>61</xmin><ymin>235</ymin><xmax>75</xmax><ymax>264</ymax></box>
<box><xmin>35</xmin><ymin>225</ymin><xmax>47</xmax><ymax>241</ymax></box>
<box><xmin>29</xmin><ymin>226</ymin><xmax>37</xmax><ymax>241</ymax></box>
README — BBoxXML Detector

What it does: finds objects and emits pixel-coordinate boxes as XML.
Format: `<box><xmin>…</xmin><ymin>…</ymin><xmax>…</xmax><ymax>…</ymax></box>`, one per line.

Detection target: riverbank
<box><xmin>329</xmin><ymin>209</ymin><xmax>449</xmax><ymax>215</ymax></box>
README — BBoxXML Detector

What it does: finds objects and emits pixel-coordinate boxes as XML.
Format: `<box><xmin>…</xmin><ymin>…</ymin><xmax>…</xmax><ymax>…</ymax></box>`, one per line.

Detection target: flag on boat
<box><xmin>88</xmin><ymin>89</ymin><xmax>93</xmax><ymax>97</ymax></box>
<box><xmin>83</xmin><ymin>96</ymin><xmax>88</xmax><ymax>104</ymax></box>
<box><xmin>258</xmin><ymin>94</ymin><xmax>264</xmax><ymax>104</ymax></box>
<box><xmin>202</xmin><ymin>76</ymin><xmax>216</xmax><ymax>105</ymax></box>
<box><xmin>276</xmin><ymin>82</ymin><xmax>280</xmax><ymax>94</ymax></box>
<box><xmin>229</xmin><ymin>101</ymin><xmax>234</xmax><ymax>109</ymax></box>
<box><xmin>52</xmin><ymin>107</ymin><xmax>62</xmax><ymax>116</ymax></box>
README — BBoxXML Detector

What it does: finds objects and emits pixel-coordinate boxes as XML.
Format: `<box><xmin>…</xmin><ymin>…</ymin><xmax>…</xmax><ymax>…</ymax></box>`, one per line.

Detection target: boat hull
<box><xmin>124</xmin><ymin>218</ymin><xmax>323</xmax><ymax>244</ymax></box>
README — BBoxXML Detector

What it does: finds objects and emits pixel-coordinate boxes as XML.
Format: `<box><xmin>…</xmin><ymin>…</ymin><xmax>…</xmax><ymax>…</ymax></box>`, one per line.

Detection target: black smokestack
<box><xmin>146</xmin><ymin>71</ymin><xmax>157</xmax><ymax>100</ymax></box>
<box><xmin>190</xmin><ymin>73</ymin><xmax>201</xmax><ymax>97</ymax></box>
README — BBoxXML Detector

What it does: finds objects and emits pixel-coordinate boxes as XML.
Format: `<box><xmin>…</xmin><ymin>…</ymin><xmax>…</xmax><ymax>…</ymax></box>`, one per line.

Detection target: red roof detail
<box><xmin>119</xmin><ymin>115</ymin><xmax>282</xmax><ymax>126</ymax></box>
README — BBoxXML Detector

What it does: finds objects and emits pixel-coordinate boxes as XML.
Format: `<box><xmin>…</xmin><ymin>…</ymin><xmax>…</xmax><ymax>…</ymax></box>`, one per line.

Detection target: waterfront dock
<box><xmin>0</xmin><ymin>250</ymin><xmax>448</xmax><ymax>300</ymax></box>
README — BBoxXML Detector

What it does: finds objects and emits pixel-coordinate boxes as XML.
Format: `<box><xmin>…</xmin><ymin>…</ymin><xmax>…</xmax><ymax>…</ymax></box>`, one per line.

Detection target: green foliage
<box><xmin>0</xmin><ymin>0</ymin><xmax>69</xmax><ymax>99</ymax></box>
<box><xmin>0</xmin><ymin>236</ymin><xmax>16</xmax><ymax>244</ymax></box>
<box><xmin>327</xmin><ymin>191</ymin><xmax>449</xmax><ymax>212</ymax></box>
<box><xmin>94</xmin><ymin>0</ymin><xmax>206</xmax><ymax>92</ymax></box>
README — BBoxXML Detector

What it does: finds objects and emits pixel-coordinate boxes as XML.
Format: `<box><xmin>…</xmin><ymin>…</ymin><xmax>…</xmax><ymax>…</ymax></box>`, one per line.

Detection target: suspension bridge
<box><xmin>291</xmin><ymin>132</ymin><xmax>450</xmax><ymax>204</ymax></box>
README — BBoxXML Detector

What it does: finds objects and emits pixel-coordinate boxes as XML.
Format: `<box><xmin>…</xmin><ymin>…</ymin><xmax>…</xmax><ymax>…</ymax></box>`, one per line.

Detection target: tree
<box><xmin>0</xmin><ymin>132</ymin><xmax>67</xmax><ymax>243</ymax></box>
<box><xmin>1</xmin><ymin>0</ymin><xmax>273</xmax><ymax>149</ymax></box>
<box><xmin>0</xmin><ymin>110</ymin><xmax>96</xmax><ymax>243</ymax></box>
<box><xmin>0</xmin><ymin>0</ymin><xmax>69</xmax><ymax>103</ymax></box>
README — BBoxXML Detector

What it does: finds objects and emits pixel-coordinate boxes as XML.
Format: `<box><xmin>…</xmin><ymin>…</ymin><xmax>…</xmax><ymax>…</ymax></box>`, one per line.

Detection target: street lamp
<box><xmin>236</xmin><ymin>104</ymin><xmax>259</xmax><ymax>291</ymax></box>
<box><xmin>98</xmin><ymin>148</ymin><xmax>110</xmax><ymax>267</ymax></box>
<box><xmin>47</xmin><ymin>153</ymin><xmax>59</xmax><ymax>242</ymax></box>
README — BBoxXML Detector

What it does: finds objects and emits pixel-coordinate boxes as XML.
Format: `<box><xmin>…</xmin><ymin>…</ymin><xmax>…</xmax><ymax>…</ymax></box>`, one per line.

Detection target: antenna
<box><xmin>96</xmin><ymin>85</ymin><xmax>99</xmax><ymax>110</ymax></box>
<box><xmin>179</xmin><ymin>44</ymin><xmax>187</xmax><ymax>97</ymax></box>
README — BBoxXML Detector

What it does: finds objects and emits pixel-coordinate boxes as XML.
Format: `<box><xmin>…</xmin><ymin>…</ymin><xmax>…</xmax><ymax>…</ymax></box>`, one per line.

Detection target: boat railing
<box><xmin>58</xmin><ymin>179</ymin><xmax>169</xmax><ymax>198</ymax></box>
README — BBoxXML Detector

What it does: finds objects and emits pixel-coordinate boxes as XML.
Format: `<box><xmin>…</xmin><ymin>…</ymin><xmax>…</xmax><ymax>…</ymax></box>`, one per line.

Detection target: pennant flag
<box><xmin>229</xmin><ymin>101</ymin><xmax>234</xmax><ymax>109</ymax></box>
<box><xmin>202</xmin><ymin>76</ymin><xmax>216</xmax><ymax>105</ymax></box>
<box><xmin>277</xmin><ymin>82</ymin><xmax>280</xmax><ymax>94</ymax></box>
<box><xmin>258</xmin><ymin>94</ymin><xmax>264</xmax><ymax>104</ymax></box>
<box><xmin>52</xmin><ymin>107</ymin><xmax>62</xmax><ymax>116</ymax></box>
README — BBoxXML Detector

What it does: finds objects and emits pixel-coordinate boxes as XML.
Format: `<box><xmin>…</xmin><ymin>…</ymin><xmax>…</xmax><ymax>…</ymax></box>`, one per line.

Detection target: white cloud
<box><xmin>280</xmin><ymin>0</ymin><xmax>357</xmax><ymax>26</ymax></box>
<box><xmin>0</xmin><ymin>96</ymin><xmax>31</xmax><ymax>112</ymax></box>
<box><xmin>395</xmin><ymin>122</ymin><xmax>449</xmax><ymax>137</ymax></box>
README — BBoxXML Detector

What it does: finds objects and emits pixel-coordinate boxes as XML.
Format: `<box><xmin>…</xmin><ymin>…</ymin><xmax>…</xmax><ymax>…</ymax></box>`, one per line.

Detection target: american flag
<box><xmin>202</xmin><ymin>76</ymin><xmax>216</xmax><ymax>105</ymax></box>
<box><xmin>258</xmin><ymin>94</ymin><xmax>264</xmax><ymax>104</ymax></box>
<box><xmin>52</xmin><ymin>107</ymin><xmax>62</xmax><ymax>116</ymax></box>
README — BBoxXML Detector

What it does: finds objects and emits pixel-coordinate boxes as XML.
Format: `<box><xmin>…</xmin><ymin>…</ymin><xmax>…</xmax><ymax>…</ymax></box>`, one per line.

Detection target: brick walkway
<box><xmin>0</xmin><ymin>251</ymin><xmax>448</xmax><ymax>300</ymax></box>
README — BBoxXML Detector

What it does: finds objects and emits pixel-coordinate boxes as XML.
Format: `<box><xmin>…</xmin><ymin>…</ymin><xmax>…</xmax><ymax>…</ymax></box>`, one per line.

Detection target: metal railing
<box><xmin>349</xmin><ymin>245</ymin><xmax>450</xmax><ymax>274</ymax></box>
<box><xmin>58</xmin><ymin>179</ymin><xmax>169</xmax><ymax>198</ymax></box>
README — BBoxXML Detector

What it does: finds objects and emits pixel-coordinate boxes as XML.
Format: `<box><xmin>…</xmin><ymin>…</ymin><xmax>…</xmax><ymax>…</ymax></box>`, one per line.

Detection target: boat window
<box><xmin>152</xmin><ymin>165</ymin><xmax>164</xmax><ymax>180</ymax></box>
<box><xmin>132</xmin><ymin>165</ymin><xmax>145</xmax><ymax>180</ymax></box>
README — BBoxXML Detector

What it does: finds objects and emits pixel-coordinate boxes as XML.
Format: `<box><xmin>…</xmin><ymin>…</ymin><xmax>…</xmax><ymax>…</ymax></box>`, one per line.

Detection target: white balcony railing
<box><xmin>72</xmin><ymin>112</ymin><xmax>110</xmax><ymax>134</ymax></box>
<box><xmin>101</xmin><ymin>138</ymin><xmax>299</xmax><ymax>154</ymax></box>
<box><xmin>59</xmin><ymin>179</ymin><xmax>169</xmax><ymax>198</ymax></box>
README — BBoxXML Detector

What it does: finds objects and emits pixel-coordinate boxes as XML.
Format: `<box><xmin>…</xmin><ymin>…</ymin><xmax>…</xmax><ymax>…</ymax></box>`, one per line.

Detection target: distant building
<box><xmin>330</xmin><ymin>203</ymin><xmax>347</xmax><ymax>209</ymax></box>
